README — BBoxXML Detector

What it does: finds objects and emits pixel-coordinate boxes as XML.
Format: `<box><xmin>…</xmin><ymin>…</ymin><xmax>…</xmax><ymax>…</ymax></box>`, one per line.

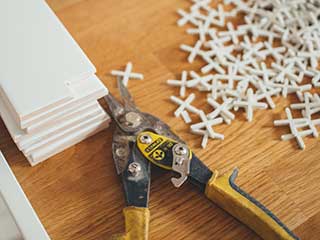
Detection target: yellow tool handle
<box><xmin>205</xmin><ymin>169</ymin><xmax>299</xmax><ymax>240</ymax></box>
<box><xmin>111</xmin><ymin>207</ymin><xmax>150</xmax><ymax>240</ymax></box>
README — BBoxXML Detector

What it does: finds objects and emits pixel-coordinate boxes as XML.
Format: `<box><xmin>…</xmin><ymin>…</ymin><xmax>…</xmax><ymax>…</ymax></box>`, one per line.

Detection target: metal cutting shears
<box><xmin>104</xmin><ymin>79</ymin><xmax>299</xmax><ymax>240</ymax></box>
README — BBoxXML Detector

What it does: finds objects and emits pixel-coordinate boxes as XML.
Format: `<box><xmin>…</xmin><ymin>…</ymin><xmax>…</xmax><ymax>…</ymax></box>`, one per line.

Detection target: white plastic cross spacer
<box><xmin>180</xmin><ymin>40</ymin><xmax>205</xmax><ymax>63</ymax></box>
<box><xmin>207</xmin><ymin>97</ymin><xmax>235</xmax><ymax>124</ymax></box>
<box><xmin>170</xmin><ymin>93</ymin><xmax>201</xmax><ymax>118</ymax></box>
<box><xmin>190</xmin><ymin>111</ymin><xmax>224</xmax><ymax>139</ymax></box>
<box><xmin>233</xmin><ymin>88</ymin><xmax>267</xmax><ymax>122</ymax></box>
<box><xmin>177</xmin><ymin>9</ymin><xmax>200</xmax><ymax>27</ymax></box>
<box><xmin>219</xmin><ymin>22</ymin><xmax>245</xmax><ymax>45</ymax></box>
<box><xmin>274</xmin><ymin>108</ymin><xmax>314</xmax><ymax>149</ymax></box>
<box><xmin>111</xmin><ymin>62</ymin><xmax>144</xmax><ymax>87</ymax></box>
<box><xmin>167</xmin><ymin>71</ymin><xmax>189</xmax><ymax>97</ymax></box>
<box><xmin>187</xmin><ymin>71</ymin><xmax>212</xmax><ymax>91</ymax></box>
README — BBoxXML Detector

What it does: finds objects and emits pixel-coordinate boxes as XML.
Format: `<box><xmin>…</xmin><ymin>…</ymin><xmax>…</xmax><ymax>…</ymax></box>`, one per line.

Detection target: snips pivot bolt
<box><xmin>125</xmin><ymin>112</ymin><xmax>142</xmax><ymax>128</ymax></box>
<box><xmin>139</xmin><ymin>134</ymin><xmax>152</xmax><ymax>144</ymax></box>
<box><xmin>116</xmin><ymin>147</ymin><xmax>127</xmax><ymax>158</ymax></box>
<box><xmin>128</xmin><ymin>162</ymin><xmax>141</xmax><ymax>176</ymax></box>
<box><xmin>174</xmin><ymin>144</ymin><xmax>188</xmax><ymax>155</ymax></box>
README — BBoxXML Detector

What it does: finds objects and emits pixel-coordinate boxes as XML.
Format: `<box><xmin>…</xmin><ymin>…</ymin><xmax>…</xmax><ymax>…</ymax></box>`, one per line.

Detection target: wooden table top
<box><xmin>1</xmin><ymin>0</ymin><xmax>320</xmax><ymax>239</ymax></box>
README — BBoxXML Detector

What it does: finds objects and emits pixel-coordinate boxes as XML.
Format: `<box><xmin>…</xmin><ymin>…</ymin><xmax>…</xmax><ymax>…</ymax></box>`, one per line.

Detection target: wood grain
<box><xmin>0</xmin><ymin>0</ymin><xmax>319</xmax><ymax>239</ymax></box>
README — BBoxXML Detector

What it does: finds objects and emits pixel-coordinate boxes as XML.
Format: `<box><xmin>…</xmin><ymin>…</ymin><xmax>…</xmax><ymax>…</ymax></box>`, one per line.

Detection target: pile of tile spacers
<box><xmin>167</xmin><ymin>0</ymin><xmax>320</xmax><ymax>149</ymax></box>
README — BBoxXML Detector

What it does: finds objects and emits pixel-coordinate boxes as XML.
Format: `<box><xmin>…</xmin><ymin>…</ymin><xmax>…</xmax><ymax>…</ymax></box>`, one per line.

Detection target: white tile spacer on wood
<box><xmin>207</xmin><ymin>97</ymin><xmax>235</xmax><ymax>124</ymax></box>
<box><xmin>180</xmin><ymin>40</ymin><xmax>205</xmax><ymax>63</ymax></box>
<box><xmin>208</xmin><ymin>79</ymin><xmax>230</xmax><ymax>100</ymax></box>
<box><xmin>261</xmin><ymin>42</ymin><xmax>286</xmax><ymax>63</ymax></box>
<box><xmin>213</xmin><ymin>4</ymin><xmax>227</xmax><ymax>27</ymax></box>
<box><xmin>191</xmin><ymin>128</ymin><xmax>210</xmax><ymax>148</ymax></box>
<box><xmin>240</xmin><ymin>36</ymin><xmax>265</xmax><ymax>60</ymax></box>
<box><xmin>181</xmin><ymin>110</ymin><xmax>192</xmax><ymax>123</ymax></box>
<box><xmin>283</xmin><ymin>56</ymin><xmax>307</xmax><ymax>72</ymax></box>
<box><xmin>177</xmin><ymin>9</ymin><xmax>200</xmax><ymax>27</ymax></box>
<box><xmin>187</xmin><ymin>71</ymin><xmax>212</xmax><ymax>90</ymax></box>
<box><xmin>190</xmin><ymin>111</ymin><xmax>224</xmax><ymax>148</ymax></box>
<box><xmin>209</xmin><ymin>77</ymin><xmax>220</xmax><ymax>100</ymax></box>
<box><xmin>167</xmin><ymin>71</ymin><xmax>189</xmax><ymax>97</ymax></box>
<box><xmin>256</xmin><ymin>81</ymin><xmax>280</xmax><ymax>109</ymax></box>
<box><xmin>207</xmin><ymin>30</ymin><xmax>231</xmax><ymax>46</ymax></box>
<box><xmin>267</xmin><ymin>80</ymin><xmax>300</xmax><ymax>98</ymax></box>
<box><xmin>305</xmin><ymin>69</ymin><xmax>320</xmax><ymax>88</ymax></box>
<box><xmin>225</xmin><ymin>55</ymin><xmax>253</xmax><ymax>75</ymax></box>
<box><xmin>197</xmin><ymin>5</ymin><xmax>225</xmax><ymax>27</ymax></box>
<box><xmin>187</xmin><ymin>22</ymin><xmax>215</xmax><ymax>42</ymax></box>
<box><xmin>218</xmin><ymin>22</ymin><xmax>246</xmax><ymax>45</ymax></box>
<box><xmin>190</xmin><ymin>0</ymin><xmax>212</xmax><ymax>12</ymax></box>
<box><xmin>312</xmin><ymin>74</ymin><xmax>320</xmax><ymax>88</ymax></box>
<box><xmin>233</xmin><ymin>88</ymin><xmax>268</xmax><ymax>122</ymax></box>
<box><xmin>284</xmin><ymin>81</ymin><xmax>311</xmax><ymax>102</ymax></box>
<box><xmin>170</xmin><ymin>93</ymin><xmax>201</xmax><ymax>120</ymax></box>
<box><xmin>205</xmin><ymin>41</ymin><xmax>236</xmax><ymax>65</ymax></box>
<box><xmin>111</xmin><ymin>62</ymin><xmax>144</xmax><ymax>87</ymax></box>
<box><xmin>215</xmin><ymin>65</ymin><xmax>245</xmax><ymax>89</ymax></box>
<box><xmin>201</xmin><ymin>55</ymin><xmax>225</xmax><ymax>74</ymax></box>
<box><xmin>246</xmin><ymin>62</ymin><xmax>276</xmax><ymax>84</ymax></box>
<box><xmin>298</xmin><ymin>50</ymin><xmax>320</xmax><ymax>69</ymax></box>
<box><xmin>290</xmin><ymin>101</ymin><xmax>320</xmax><ymax>112</ymax></box>
<box><xmin>172</xmin><ymin>0</ymin><xmax>320</xmax><ymax>149</ymax></box>
<box><xmin>190</xmin><ymin>110</ymin><xmax>224</xmax><ymax>140</ymax></box>
<box><xmin>274</xmin><ymin>108</ymin><xmax>313</xmax><ymax>150</ymax></box>
<box><xmin>271</xmin><ymin>62</ymin><xmax>299</xmax><ymax>83</ymax></box>
<box><xmin>298</xmin><ymin>92</ymin><xmax>320</xmax><ymax>120</ymax></box>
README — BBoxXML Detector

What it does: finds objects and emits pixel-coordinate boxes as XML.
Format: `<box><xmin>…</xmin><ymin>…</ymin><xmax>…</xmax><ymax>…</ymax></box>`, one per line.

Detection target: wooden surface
<box><xmin>1</xmin><ymin>0</ymin><xmax>320</xmax><ymax>239</ymax></box>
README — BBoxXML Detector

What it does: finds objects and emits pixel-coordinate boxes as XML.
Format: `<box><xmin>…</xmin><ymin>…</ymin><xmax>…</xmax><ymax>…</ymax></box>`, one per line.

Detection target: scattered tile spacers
<box><xmin>168</xmin><ymin>0</ymin><xmax>320</xmax><ymax>149</ymax></box>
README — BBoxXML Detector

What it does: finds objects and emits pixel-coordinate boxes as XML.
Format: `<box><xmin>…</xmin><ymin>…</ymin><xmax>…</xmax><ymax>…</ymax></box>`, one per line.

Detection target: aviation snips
<box><xmin>104</xmin><ymin>79</ymin><xmax>299</xmax><ymax>240</ymax></box>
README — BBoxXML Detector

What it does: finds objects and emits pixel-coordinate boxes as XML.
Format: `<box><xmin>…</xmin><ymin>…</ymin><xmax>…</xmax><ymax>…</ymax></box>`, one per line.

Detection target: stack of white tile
<box><xmin>0</xmin><ymin>0</ymin><xmax>110</xmax><ymax>166</ymax></box>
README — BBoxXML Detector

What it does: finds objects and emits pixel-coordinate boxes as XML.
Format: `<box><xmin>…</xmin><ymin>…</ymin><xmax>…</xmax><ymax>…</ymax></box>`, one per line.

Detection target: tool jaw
<box><xmin>111</xmin><ymin>126</ymin><xmax>151</xmax><ymax>208</ymax></box>
<box><xmin>136</xmin><ymin>130</ymin><xmax>213</xmax><ymax>191</ymax></box>
<box><xmin>171</xmin><ymin>143</ymin><xmax>191</xmax><ymax>187</ymax></box>
<box><xmin>121</xmin><ymin>145</ymin><xmax>151</xmax><ymax>208</ymax></box>
<box><xmin>112</xmin><ymin>127</ymin><xmax>133</xmax><ymax>175</ymax></box>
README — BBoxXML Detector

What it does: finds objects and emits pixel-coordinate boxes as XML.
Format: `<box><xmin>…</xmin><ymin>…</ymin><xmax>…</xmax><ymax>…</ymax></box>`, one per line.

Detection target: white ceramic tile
<box><xmin>0</xmin><ymin>97</ymin><xmax>96</xmax><ymax>144</ymax></box>
<box><xmin>27</xmin><ymin>118</ymin><xmax>110</xmax><ymax>165</ymax></box>
<box><xmin>23</xmin><ymin>106</ymin><xmax>109</xmax><ymax>155</ymax></box>
<box><xmin>18</xmin><ymin>102</ymin><xmax>102</xmax><ymax>151</ymax></box>
<box><xmin>22</xmin><ymin>100</ymin><xmax>99</xmax><ymax>136</ymax></box>
<box><xmin>0</xmin><ymin>152</ymin><xmax>50</xmax><ymax>239</ymax></box>
<box><xmin>0</xmin><ymin>74</ymin><xmax>108</xmax><ymax>140</ymax></box>
<box><xmin>21</xmin><ymin>74</ymin><xmax>108</xmax><ymax>130</ymax></box>
<box><xmin>0</xmin><ymin>94</ymin><xmax>25</xmax><ymax>143</ymax></box>
<box><xmin>0</xmin><ymin>86</ymin><xmax>110</xmax><ymax>166</ymax></box>
<box><xmin>0</xmin><ymin>0</ymin><xmax>96</xmax><ymax>123</ymax></box>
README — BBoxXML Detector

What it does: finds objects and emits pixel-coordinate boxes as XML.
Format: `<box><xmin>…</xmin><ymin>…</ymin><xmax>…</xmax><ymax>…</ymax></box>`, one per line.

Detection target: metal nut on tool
<box><xmin>139</xmin><ymin>134</ymin><xmax>152</xmax><ymax>144</ymax></box>
<box><xmin>128</xmin><ymin>162</ymin><xmax>141</xmax><ymax>176</ymax></box>
<box><xmin>116</xmin><ymin>147</ymin><xmax>127</xmax><ymax>158</ymax></box>
<box><xmin>125</xmin><ymin>112</ymin><xmax>142</xmax><ymax>128</ymax></box>
<box><xmin>174</xmin><ymin>144</ymin><xmax>188</xmax><ymax>156</ymax></box>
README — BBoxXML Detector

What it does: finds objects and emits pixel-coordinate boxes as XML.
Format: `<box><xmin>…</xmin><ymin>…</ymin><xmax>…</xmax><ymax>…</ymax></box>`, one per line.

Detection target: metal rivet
<box><xmin>116</xmin><ymin>147</ymin><xmax>127</xmax><ymax>157</ymax></box>
<box><xmin>139</xmin><ymin>134</ymin><xmax>152</xmax><ymax>144</ymax></box>
<box><xmin>128</xmin><ymin>162</ymin><xmax>141</xmax><ymax>176</ymax></box>
<box><xmin>174</xmin><ymin>144</ymin><xmax>188</xmax><ymax>155</ymax></box>
<box><xmin>125</xmin><ymin>112</ymin><xmax>142</xmax><ymax>128</ymax></box>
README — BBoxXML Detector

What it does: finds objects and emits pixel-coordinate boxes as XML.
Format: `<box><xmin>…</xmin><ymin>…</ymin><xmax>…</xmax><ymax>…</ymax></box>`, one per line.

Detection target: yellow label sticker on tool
<box><xmin>136</xmin><ymin>131</ymin><xmax>176</xmax><ymax>170</ymax></box>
